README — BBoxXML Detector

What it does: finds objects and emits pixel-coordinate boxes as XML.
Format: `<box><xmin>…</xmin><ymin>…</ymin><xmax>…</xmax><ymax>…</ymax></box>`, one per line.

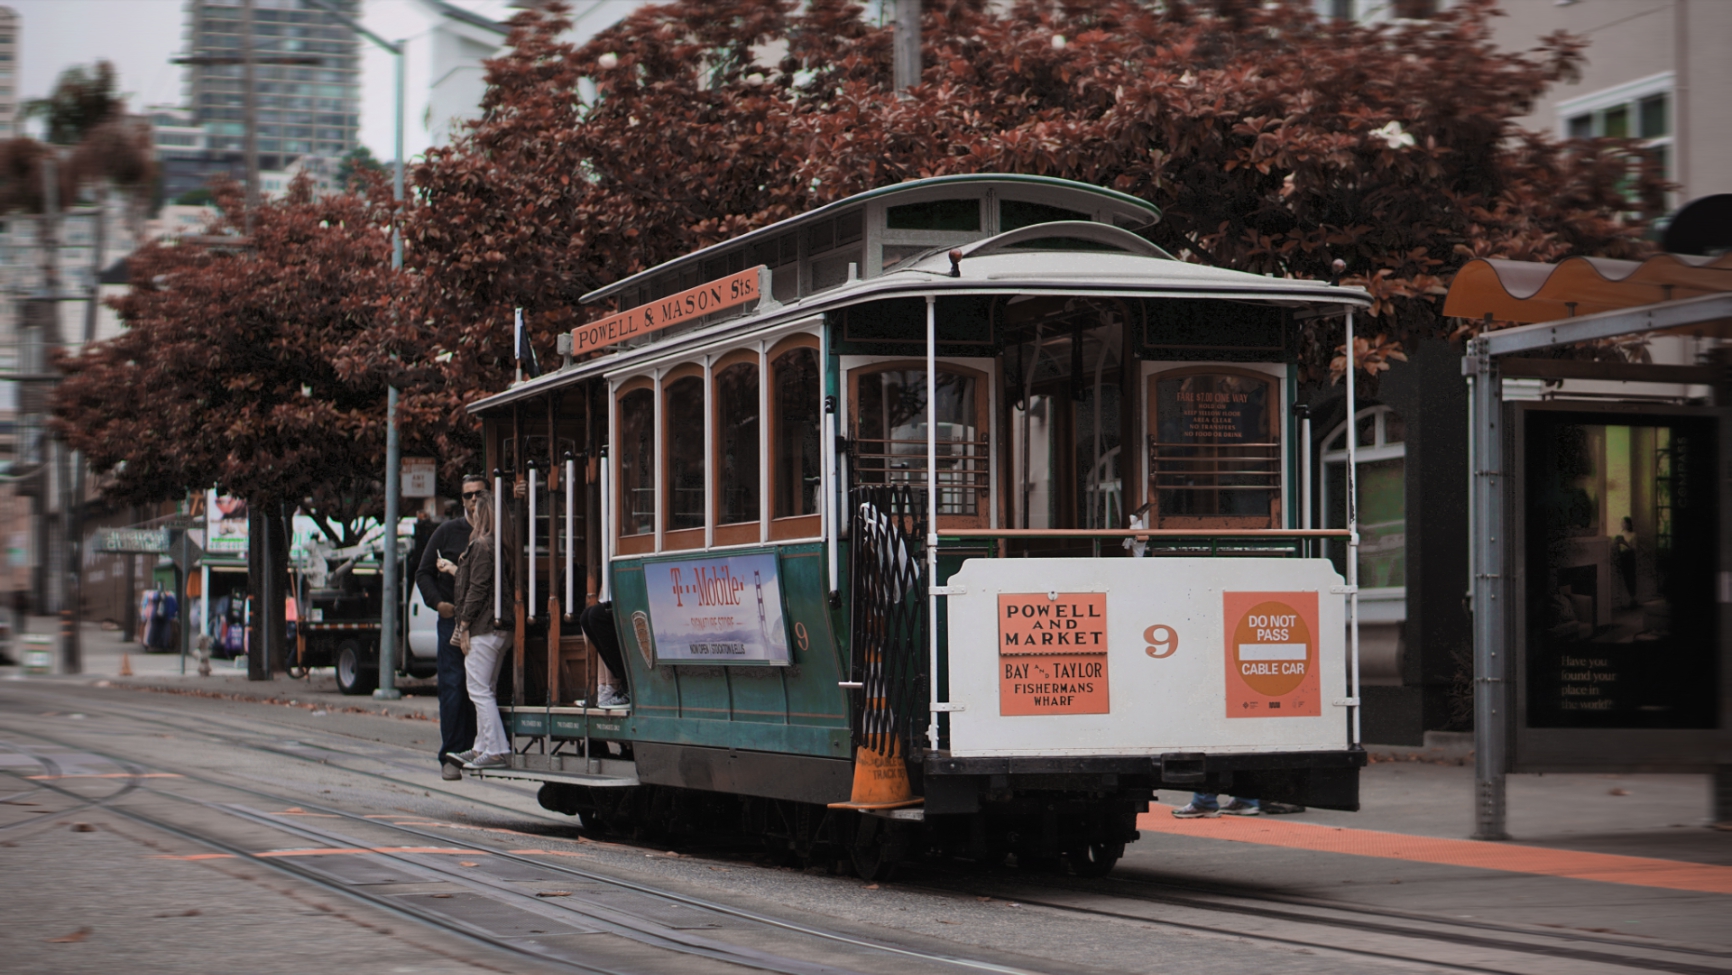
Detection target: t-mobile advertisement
<box><xmin>642</xmin><ymin>552</ymin><xmax>790</xmax><ymax>665</ymax></box>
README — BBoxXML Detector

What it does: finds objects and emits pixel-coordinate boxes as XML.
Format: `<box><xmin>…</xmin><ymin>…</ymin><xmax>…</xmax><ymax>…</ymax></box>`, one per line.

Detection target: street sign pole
<box><xmin>167</xmin><ymin>528</ymin><xmax>204</xmax><ymax>677</ymax></box>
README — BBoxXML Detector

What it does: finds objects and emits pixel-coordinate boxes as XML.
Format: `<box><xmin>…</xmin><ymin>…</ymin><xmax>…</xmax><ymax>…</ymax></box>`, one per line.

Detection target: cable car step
<box><xmin>863</xmin><ymin>807</ymin><xmax>925</xmax><ymax>822</ymax></box>
<box><xmin>474</xmin><ymin>752</ymin><xmax>639</xmax><ymax>787</ymax></box>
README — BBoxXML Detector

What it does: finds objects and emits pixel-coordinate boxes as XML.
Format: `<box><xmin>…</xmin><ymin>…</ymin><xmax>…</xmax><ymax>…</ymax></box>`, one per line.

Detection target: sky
<box><xmin>5</xmin><ymin>0</ymin><xmax>640</xmax><ymax>162</ymax></box>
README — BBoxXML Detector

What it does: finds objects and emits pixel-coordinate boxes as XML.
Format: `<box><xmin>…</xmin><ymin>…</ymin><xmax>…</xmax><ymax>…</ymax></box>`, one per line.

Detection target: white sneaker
<box><xmin>1171</xmin><ymin>802</ymin><xmax>1220</xmax><ymax>819</ymax></box>
<box><xmin>596</xmin><ymin>686</ymin><xmax>631</xmax><ymax>710</ymax></box>
<box><xmin>466</xmin><ymin>752</ymin><xmax>510</xmax><ymax>769</ymax></box>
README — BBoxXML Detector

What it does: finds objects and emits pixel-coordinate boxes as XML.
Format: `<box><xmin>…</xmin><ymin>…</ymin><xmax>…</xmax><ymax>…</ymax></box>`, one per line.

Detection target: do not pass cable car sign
<box><xmin>571</xmin><ymin>266</ymin><xmax>765</xmax><ymax>355</ymax></box>
<box><xmin>1223</xmin><ymin>591</ymin><xmax>1321</xmax><ymax>717</ymax></box>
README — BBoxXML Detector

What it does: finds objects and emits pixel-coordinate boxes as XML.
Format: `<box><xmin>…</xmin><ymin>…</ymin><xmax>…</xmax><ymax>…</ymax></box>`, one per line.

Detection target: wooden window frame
<box><xmin>768</xmin><ymin>334</ymin><xmax>823</xmax><ymax>541</ymax></box>
<box><xmin>614</xmin><ymin>376</ymin><xmax>656</xmax><ymax>556</ymax></box>
<box><xmin>662</xmin><ymin>363</ymin><xmax>706</xmax><ymax>551</ymax></box>
<box><xmin>1145</xmin><ymin>365</ymin><xmax>1281</xmax><ymax>530</ymax></box>
<box><xmin>712</xmin><ymin>348</ymin><xmax>763</xmax><ymax>547</ymax></box>
<box><xmin>848</xmin><ymin>357</ymin><xmax>992</xmax><ymax>531</ymax></box>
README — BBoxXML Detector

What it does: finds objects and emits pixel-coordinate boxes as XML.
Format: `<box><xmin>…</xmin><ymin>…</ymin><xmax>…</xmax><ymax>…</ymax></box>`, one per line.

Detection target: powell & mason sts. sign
<box><xmin>571</xmin><ymin>266</ymin><xmax>765</xmax><ymax>355</ymax></box>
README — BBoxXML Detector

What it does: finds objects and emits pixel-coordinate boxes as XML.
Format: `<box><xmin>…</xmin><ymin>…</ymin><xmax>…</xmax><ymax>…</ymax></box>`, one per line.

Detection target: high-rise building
<box><xmin>182</xmin><ymin>0</ymin><xmax>362</xmax><ymax>173</ymax></box>
<box><xmin>0</xmin><ymin>6</ymin><xmax>18</xmax><ymax>139</ymax></box>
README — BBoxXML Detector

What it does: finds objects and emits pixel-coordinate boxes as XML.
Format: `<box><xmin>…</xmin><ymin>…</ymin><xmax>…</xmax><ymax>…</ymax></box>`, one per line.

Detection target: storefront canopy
<box><xmin>1443</xmin><ymin>252</ymin><xmax>1732</xmax><ymax>324</ymax></box>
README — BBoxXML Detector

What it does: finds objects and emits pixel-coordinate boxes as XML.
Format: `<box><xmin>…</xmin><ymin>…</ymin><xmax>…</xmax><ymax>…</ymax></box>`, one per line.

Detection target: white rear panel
<box><xmin>944</xmin><ymin>557</ymin><xmax>1348</xmax><ymax>757</ymax></box>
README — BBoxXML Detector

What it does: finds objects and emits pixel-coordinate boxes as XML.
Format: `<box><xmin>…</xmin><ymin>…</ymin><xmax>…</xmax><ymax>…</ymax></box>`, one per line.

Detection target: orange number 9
<box><xmin>1144</xmin><ymin>624</ymin><xmax>1178</xmax><ymax>658</ymax></box>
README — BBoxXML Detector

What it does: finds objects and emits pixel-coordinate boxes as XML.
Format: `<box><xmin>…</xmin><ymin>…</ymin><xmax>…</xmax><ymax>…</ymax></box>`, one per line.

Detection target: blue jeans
<box><xmin>1191</xmin><ymin>793</ymin><xmax>1258</xmax><ymax>812</ymax></box>
<box><xmin>436</xmin><ymin>615</ymin><xmax>476</xmax><ymax>761</ymax></box>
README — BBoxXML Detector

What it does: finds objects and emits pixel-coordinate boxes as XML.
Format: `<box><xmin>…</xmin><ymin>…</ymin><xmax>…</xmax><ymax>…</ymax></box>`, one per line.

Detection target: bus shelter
<box><xmin>1445</xmin><ymin>253</ymin><xmax>1732</xmax><ymax>838</ymax></box>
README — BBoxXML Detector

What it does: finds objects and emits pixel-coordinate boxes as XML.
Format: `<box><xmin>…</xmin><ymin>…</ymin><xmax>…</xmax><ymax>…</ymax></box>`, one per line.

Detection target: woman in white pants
<box><xmin>446</xmin><ymin>487</ymin><xmax>514</xmax><ymax>770</ymax></box>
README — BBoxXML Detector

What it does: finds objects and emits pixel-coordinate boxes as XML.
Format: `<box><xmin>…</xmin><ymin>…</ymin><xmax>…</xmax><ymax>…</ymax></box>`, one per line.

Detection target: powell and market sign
<box><xmin>571</xmin><ymin>265</ymin><xmax>767</xmax><ymax>355</ymax></box>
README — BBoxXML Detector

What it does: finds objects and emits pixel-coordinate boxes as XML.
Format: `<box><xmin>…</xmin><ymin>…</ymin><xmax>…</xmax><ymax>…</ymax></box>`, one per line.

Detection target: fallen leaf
<box><xmin>71</xmin><ymin>823</ymin><xmax>95</xmax><ymax>832</ymax></box>
<box><xmin>431</xmin><ymin>894</ymin><xmax>452</xmax><ymax>899</ymax></box>
<box><xmin>535</xmin><ymin>891</ymin><xmax>572</xmax><ymax>898</ymax></box>
<box><xmin>48</xmin><ymin>928</ymin><xmax>91</xmax><ymax>944</ymax></box>
<box><xmin>865</xmin><ymin>884</ymin><xmax>879</xmax><ymax>890</ymax></box>
<box><xmin>1609</xmin><ymin>788</ymin><xmax>1630</xmax><ymax>796</ymax></box>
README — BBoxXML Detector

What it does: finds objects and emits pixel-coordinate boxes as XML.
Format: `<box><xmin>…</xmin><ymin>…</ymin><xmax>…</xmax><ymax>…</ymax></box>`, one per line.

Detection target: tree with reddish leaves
<box><xmin>61</xmin><ymin>0</ymin><xmax>1668</xmax><ymax>509</ymax></box>
<box><xmin>400</xmin><ymin>0</ymin><xmax>1659</xmax><ymax>429</ymax></box>
<box><xmin>51</xmin><ymin>176</ymin><xmax>406</xmax><ymax>547</ymax></box>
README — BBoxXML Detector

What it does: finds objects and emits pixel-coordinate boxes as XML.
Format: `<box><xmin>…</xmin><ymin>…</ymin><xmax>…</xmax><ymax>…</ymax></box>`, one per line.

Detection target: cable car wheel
<box><xmin>848</xmin><ymin>813</ymin><xmax>907</xmax><ymax>882</ymax></box>
<box><xmin>1064</xmin><ymin>841</ymin><xmax>1124</xmax><ymax>878</ymax></box>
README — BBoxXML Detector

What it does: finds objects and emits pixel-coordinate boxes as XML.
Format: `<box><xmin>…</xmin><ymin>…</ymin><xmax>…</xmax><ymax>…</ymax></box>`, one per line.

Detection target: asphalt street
<box><xmin>2</xmin><ymin>633</ymin><xmax>1729</xmax><ymax>975</ymax></box>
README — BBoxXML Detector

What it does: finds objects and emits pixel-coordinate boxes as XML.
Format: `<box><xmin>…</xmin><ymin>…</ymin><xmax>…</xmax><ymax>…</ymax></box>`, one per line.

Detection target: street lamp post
<box><xmin>303</xmin><ymin>0</ymin><xmax>407</xmax><ymax>700</ymax></box>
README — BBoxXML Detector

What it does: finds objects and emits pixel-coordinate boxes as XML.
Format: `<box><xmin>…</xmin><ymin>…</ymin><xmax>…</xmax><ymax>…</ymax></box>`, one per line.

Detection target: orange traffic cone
<box><xmin>828</xmin><ymin>740</ymin><xmax>923</xmax><ymax>811</ymax></box>
<box><xmin>117</xmin><ymin>651</ymin><xmax>133</xmax><ymax>677</ymax></box>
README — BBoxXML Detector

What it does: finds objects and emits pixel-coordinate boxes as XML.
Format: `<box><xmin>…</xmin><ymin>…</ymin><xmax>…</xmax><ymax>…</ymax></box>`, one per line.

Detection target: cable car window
<box><xmin>1147</xmin><ymin>369</ymin><xmax>1279</xmax><ymax>528</ymax></box>
<box><xmin>715</xmin><ymin>361</ymin><xmax>760</xmax><ymax>525</ymax></box>
<box><xmin>1000</xmin><ymin>199</ymin><xmax>1089</xmax><ymax>231</ymax></box>
<box><xmin>852</xmin><ymin>366</ymin><xmax>987</xmax><ymax>519</ymax></box>
<box><xmin>886</xmin><ymin>199</ymin><xmax>980</xmax><ymax>232</ymax></box>
<box><xmin>617</xmin><ymin>386</ymin><xmax>655</xmax><ymax>536</ymax></box>
<box><xmin>773</xmin><ymin>346</ymin><xmax>821</xmax><ymax>518</ymax></box>
<box><xmin>664</xmin><ymin>375</ymin><xmax>705</xmax><ymax>532</ymax></box>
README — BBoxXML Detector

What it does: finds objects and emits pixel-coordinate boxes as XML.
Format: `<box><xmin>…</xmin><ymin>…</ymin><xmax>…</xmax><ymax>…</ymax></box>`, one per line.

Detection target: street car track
<box><xmin>54</xmin><ymin>695</ymin><xmax>1732</xmax><ymax>971</ymax></box>
<box><xmin>0</xmin><ymin>722</ymin><xmax>1041</xmax><ymax>975</ymax></box>
<box><xmin>7</xmin><ymin>689</ymin><xmax>1729</xmax><ymax>975</ymax></box>
<box><xmin>897</xmin><ymin>869</ymin><xmax>1732</xmax><ymax>975</ymax></box>
<box><xmin>0</xmin><ymin>740</ymin><xmax>145</xmax><ymax>834</ymax></box>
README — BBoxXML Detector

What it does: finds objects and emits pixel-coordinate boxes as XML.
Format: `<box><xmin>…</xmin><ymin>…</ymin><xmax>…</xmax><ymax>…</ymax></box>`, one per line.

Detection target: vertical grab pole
<box><xmin>1344</xmin><ymin>310</ymin><xmax>1361</xmax><ymax>747</ymax></box>
<box><xmin>825</xmin><ymin>396</ymin><xmax>839</xmax><ymax>605</ymax></box>
<box><xmin>527</xmin><ymin>463</ymin><xmax>538</xmax><ymax>622</ymax></box>
<box><xmin>925</xmin><ymin>294</ymin><xmax>939</xmax><ymax>749</ymax></box>
<box><xmin>493</xmin><ymin>470</ymin><xmax>504</xmax><ymax>625</ymax></box>
<box><xmin>565</xmin><ymin>452</ymin><xmax>575</xmax><ymax>615</ymax></box>
<box><xmin>599</xmin><ymin>446</ymin><xmax>611</xmax><ymax>603</ymax></box>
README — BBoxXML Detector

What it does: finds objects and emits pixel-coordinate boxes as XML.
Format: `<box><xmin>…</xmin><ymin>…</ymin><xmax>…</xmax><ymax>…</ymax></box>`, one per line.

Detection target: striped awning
<box><xmin>1443</xmin><ymin>252</ymin><xmax>1732</xmax><ymax>324</ymax></box>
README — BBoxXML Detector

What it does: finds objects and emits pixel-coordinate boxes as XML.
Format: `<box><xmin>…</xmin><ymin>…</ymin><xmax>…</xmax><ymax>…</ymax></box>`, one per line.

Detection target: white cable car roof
<box><xmin>469</xmin><ymin>221</ymin><xmax>1367</xmax><ymax>414</ymax></box>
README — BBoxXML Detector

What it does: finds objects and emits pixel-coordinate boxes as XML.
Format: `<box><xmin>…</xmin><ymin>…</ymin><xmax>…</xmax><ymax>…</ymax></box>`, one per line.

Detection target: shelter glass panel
<box><xmin>1522</xmin><ymin>411</ymin><xmax>1717</xmax><ymax>730</ymax></box>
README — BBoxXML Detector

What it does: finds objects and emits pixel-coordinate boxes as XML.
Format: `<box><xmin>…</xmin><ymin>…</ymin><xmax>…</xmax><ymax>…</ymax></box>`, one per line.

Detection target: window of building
<box><xmin>664</xmin><ymin>374</ymin><xmax>705</xmax><ymax>533</ymax></box>
<box><xmin>617</xmin><ymin>386</ymin><xmax>655</xmax><ymax>537</ymax></box>
<box><xmin>1560</xmin><ymin>73</ymin><xmax>1674</xmax><ymax>184</ymax></box>
<box><xmin>772</xmin><ymin>344</ymin><xmax>821</xmax><ymax>524</ymax></box>
<box><xmin>1322</xmin><ymin>405</ymin><xmax>1405</xmax><ymax>594</ymax></box>
<box><xmin>714</xmin><ymin>359</ymin><xmax>760</xmax><ymax>527</ymax></box>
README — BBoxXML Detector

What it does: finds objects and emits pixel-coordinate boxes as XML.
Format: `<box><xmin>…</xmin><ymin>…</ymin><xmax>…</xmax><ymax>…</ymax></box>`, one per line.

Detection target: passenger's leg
<box><xmin>579</xmin><ymin>603</ymin><xmax>630</xmax><ymax>694</ymax></box>
<box><xmin>435</xmin><ymin>616</ymin><xmax>476</xmax><ymax>763</ymax></box>
<box><xmin>465</xmin><ymin>631</ymin><xmax>512</xmax><ymax>758</ymax></box>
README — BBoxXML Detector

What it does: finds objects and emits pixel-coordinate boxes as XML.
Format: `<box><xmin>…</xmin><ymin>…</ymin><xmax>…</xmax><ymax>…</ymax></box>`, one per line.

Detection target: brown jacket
<box><xmin>452</xmin><ymin>532</ymin><xmax>513</xmax><ymax>637</ymax></box>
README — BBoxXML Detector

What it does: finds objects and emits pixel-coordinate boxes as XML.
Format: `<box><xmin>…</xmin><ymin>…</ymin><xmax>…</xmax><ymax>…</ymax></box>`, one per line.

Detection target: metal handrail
<box><xmin>938</xmin><ymin>528</ymin><xmax>1350</xmax><ymax>539</ymax></box>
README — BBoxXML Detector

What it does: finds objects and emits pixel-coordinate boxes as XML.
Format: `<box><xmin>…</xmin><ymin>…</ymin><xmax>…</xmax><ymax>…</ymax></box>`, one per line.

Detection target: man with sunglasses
<box><xmin>416</xmin><ymin>474</ymin><xmax>489</xmax><ymax>780</ymax></box>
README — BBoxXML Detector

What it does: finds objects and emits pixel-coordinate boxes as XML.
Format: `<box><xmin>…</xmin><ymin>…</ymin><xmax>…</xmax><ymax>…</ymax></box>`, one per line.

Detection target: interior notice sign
<box><xmin>1223</xmin><ymin>591</ymin><xmax>1320</xmax><ymax>718</ymax></box>
<box><xmin>998</xmin><ymin>593</ymin><xmax>1109</xmax><ymax>716</ymax></box>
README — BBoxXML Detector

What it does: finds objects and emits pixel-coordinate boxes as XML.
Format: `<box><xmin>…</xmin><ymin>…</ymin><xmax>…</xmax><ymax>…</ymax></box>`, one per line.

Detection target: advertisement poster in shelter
<box><xmin>642</xmin><ymin>552</ymin><xmax>790</xmax><ymax>665</ymax></box>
